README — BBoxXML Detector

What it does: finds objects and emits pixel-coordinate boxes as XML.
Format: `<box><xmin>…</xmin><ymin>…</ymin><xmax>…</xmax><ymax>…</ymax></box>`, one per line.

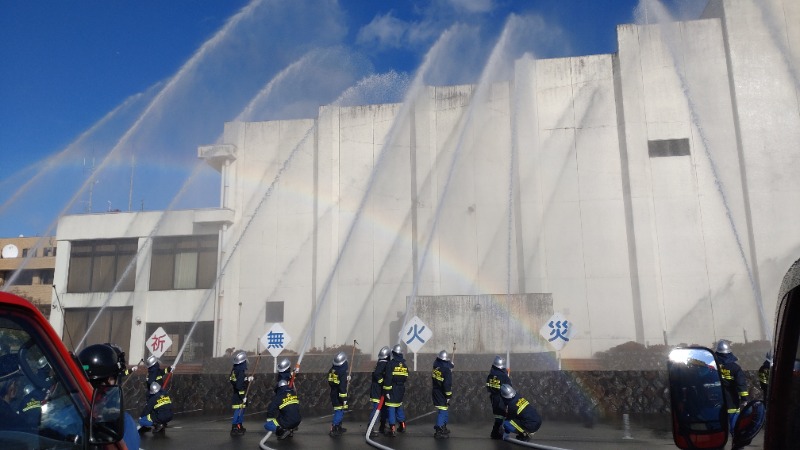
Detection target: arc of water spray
<box><xmin>172</xmin><ymin>122</ymin><xmax>317</xmax><ymax>367</ymax></box>
<box><xmin>75</xmin><ymin>162</ymin><xmax>208</xmax><ymax>350</ymax></box>
<box><xmin>642</xmin><ymin>0</ymin><xmax>769</xmax><ymax>340</ymax></box>
<box><xmin>5</xmin><ymin>0</ymin><xmax>265</xmax><ymax>290</ymax></box>
<box><xmin>293</xmin><ymin>26</ymin><xmax>468</xmax><ymax>366</ymax></box>
<box><xmin>399</xmin><ymin>17</ymin><xmax>523</xmax><ymax>351</ymax></box>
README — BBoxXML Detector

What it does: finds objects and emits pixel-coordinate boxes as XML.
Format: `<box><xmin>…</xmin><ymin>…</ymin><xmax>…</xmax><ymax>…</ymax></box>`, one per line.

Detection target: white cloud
<box><xmin>446</xmin><ymin>0</ymin><xmax>493</xmax><ymax>14</ymax></box>
<box><xmin>356</xmin><ymin>13</ymin><xmax>410</xmax><ymax>50</ymax></box>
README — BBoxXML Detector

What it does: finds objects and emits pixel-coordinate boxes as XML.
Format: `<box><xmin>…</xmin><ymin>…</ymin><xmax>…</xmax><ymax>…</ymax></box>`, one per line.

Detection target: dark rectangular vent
<box><xmin>648</xmin><ymin>138</ymin><xmax>690</xmax><ymax>157</ymax></box>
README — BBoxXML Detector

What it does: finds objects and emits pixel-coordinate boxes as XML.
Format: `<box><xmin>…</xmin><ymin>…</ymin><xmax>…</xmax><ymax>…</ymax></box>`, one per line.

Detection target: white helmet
<box><xmin>146</xmin><ymin>355</ymin><xmax>159</xmax><ymax>368</ymax></box>
<box><xmin>492</xmin><ymin>355</ymin><xmax>506</xmax><ymax>370</ymax></box>
<box><xmin>333</xmin><ymin>351</ymin><xmax>347</xmax><ymax>366</ymax></box>
<box><xmin>437</xmin><ymin>350</ymin><xmax>450</xmax><ymax>362</ymax></box>
<box><xmin>500</xmin><ymin>384</ymin><xmax>516</xmax><ymax>399</ymax></box>
<box><xmin>277</xmin><ymin>358</ymin><xmax>291</xmax><ymax>373</ymax></box>
<box><xmin>276</xmin><ymin>379</ymin><xmax>290</xmax><ymax>389</ymax></box>
<box><xmin>233</xmin><ymin>350</ymin><xmax>248</xmax><ymax>365</ymax></box>
<box><xmin>377</xmin><ymin>346</ymin><xmax>391</xmax><ymax>361</ymax></box>
<box><xmin>149</xmin><ymin>382</ymin><xmax>161</xmax><ymax>395</ymax></box>
<box><xmin>391</xmin><ymin>344</ymin><xmax>403</xmax><ymax>357</ymax></box>
<box><xmin>715</xmin><ymin>340</ymin><xmax>732</xmax><ymax>355</ymax></box>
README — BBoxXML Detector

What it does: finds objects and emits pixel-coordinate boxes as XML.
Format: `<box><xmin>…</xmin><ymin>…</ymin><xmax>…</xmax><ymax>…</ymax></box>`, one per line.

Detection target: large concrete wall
<box><xmin>52</xmin><ymin>0</ymin><xmax>800</xmax><ymax>363</ymax></box>
<box><xmin>212</xmin><ymin>2</ymin><xmax>798</xmax><ymax>359</ymax></box>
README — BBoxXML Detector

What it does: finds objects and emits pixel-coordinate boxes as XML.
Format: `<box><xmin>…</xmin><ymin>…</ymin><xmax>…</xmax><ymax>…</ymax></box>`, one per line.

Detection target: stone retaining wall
<box><xmin>122</xmin><ymin>370</ymin><xmax>764</xmax><ymax>425</ymax></box>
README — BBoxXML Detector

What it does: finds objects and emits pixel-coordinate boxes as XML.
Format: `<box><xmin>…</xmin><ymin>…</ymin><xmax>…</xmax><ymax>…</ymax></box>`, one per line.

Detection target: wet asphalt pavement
<box><xmin>132</xmin><ymin>409</ymin><xmax>764</xmax><ymax>450</ymax></box>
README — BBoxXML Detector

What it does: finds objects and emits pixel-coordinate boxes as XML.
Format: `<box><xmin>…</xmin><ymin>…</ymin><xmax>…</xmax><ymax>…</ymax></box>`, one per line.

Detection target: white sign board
<box><xmin>261</xmin><ymin>323</ymin><xmax>292</xmax><ymax>357</ymax></box>
<box><xmin>403</xmin><ymin>315</ymin><xmax>433</xmax><ymax>353</ymax></box>
<box><xmin>540</xmin><ymin>313</ymin><xmax>575</xmax><ymax>351</ymax></box>
<box><xmin>147</xmin><ymin>327</ymin><xmax>173</xmax><ymax>358</ymax></box>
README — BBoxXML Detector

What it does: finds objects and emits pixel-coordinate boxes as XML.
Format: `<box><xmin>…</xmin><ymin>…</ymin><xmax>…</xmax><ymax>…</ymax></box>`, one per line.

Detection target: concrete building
<box><xmin>49</xmin><ymin>0</ymin><xmax>799</xmax><ymax>364</ymax></box>
<box><xmin>0</xmin><ymin>236</ymin><xmax>57</xmax><ymax>316</ymax></box>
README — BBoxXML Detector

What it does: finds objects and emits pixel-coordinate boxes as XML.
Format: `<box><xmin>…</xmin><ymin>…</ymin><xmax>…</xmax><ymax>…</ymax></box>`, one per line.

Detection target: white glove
<box><xmin>247</xmin><ymin>376</ymin><xmax>254</xmax><ymax>382</ymax></box>
<box><xmin>346</xmin><ymin>375</ymin><xmax>352</xmax><ymax>382</ymax></box>
<box><xmin>129</xmin><ymin>366</ymin><xmax>138</xmax><ymax>372</ymax></box>
<box><xmin>293</xmin><ymin>367</ymin><xmax>300</xmax><ymax>374</ymax></box>
<box><xmin>385</xmin><ymin>393</ymin><xmax>391</xmax><ymax>400</ymax></box>
<box><xmin>243</xmin><ymin>397</ymin><xmax>247</xmax><ymax>404</ymax></box>
<box><xmin>170</xmin><ymin>365</ymin><xmax>176</xmax><ymax>372</ymax></box>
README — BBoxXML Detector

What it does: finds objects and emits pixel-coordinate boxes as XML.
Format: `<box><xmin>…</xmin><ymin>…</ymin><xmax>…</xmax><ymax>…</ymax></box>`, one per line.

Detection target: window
<box><xmin>266</xmin><ymin>301</ymin><xmax>284</xmax><ymax>323</ymax></box>
<box><xmin>144</xmin><ymin>321</ymin><xmax>213</xmax><ymax>363</ymax></box>
<box><xmin>67</xmin><ymin>239</ymin><xmax>137</xmax><ymax>293</ymax></box>
<box><xmin>0</xmin><ymin>314</ymin><xmax>84</xmax><ymax>442</ymax></box>
<box><xmin>149</xmin><ymin>236</ymin><xmax>217</xmax><ymax>291</ymax></box>
<box><xmin>648</xmin><ymin>138</ymin><xmax>690</xmax><ymax>157</ymax></box>
<box><xmin>62</xmin><ymin>307</ymin><xmax>132</xmax><ymax>356</ymax></box>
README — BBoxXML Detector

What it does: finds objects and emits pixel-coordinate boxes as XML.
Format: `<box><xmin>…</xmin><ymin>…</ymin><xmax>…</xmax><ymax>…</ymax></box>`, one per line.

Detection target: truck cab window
<box><xmin>0</xmin><ymin>317</ymin><xmax>84</xmax><ymax>448</ymax></box>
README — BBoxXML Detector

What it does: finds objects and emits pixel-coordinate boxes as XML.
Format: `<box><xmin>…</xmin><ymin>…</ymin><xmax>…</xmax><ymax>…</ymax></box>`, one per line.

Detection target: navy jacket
<box><xmin>267</xmin><ymin>384</ymin><xmax>301</xmax><ymax>429</ymax></box>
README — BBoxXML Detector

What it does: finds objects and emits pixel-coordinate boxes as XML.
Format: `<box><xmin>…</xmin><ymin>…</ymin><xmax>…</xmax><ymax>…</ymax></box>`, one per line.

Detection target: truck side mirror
<box><xmin>89</xmin><ymin>385</ymin><xmax>124</xmax><ymax>445</ymax></box>
<box><xmin>667</xmin><ymin>346</ymin><xmax>728</xmax><ymax>449</ymax></box>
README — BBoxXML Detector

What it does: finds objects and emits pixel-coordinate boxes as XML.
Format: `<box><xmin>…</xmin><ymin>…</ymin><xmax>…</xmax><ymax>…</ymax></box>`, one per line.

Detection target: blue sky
<box><xmin>0</xmin><ymin>0</ymin><xmax>707</xmax><ymax>238</ymax></box>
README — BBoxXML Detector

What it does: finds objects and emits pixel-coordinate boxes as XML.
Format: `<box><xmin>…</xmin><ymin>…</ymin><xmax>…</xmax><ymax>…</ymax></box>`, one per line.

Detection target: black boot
<box><xmin>329</xmin><ymin>424</ymin><xmax>343</xmax><ymax>437</ymax></box>
<box><xmin>516</xmin><ymin>431</ymin><xmax>531</xmax><ymax>442</ymax></box>
<box><xmin>490</xmin><ymin>422</ymin><xmax>503</xmax><ymax>440</ymax></box>
<box><xmin>434</xmin><ymin>426</ymin><xmax>448</xmax><ymax>439</ymax></box>
<box><xmin>276</xmin><ymin>427</ymin><xmax>290</xmax><ymax>440</ymax></box>
<box><xmin>386</xmin><ymin>424</ymin><xmax>397</xmax><ymax>437</ymax></box>
<box><xmin>442</xmin><ymin>424</ymin><xmax>450</xmax><ymax>435</ymax></box>
<box><xmin>230</xmin><ymin>424</ymin><xmax>245</xmax><ymax>437</ymax></box>
<box><xmin>398</xmin><ymin>421</ymin><xmax>406</xmax><ymax>433</ymax></box>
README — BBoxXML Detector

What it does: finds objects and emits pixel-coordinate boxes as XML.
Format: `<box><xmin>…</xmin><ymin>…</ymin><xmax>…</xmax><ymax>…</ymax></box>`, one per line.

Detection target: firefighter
<box><xmin>714</xmin><ymin>340</ymin><xmax>749</xmax><ymax>434</ymax></box>
<box><xmin>432</xmin><ymin>349</ymin><xmax>454</xmax><ymax>439</ymax></box>
<box><xmin>327</xmin><ymin>351</ymin><xmax>349</xmax><ymax>437</ymax></box>
<box><xmin>382</xmin><ymin>344</ymin><xmax>409</xmax><ymax>436</ymax></box>
<box><xmin>144</xmin><ymin>354</ymin><xmax>172</xmax><ymax>390</ymax></box>
<box><xmin>276</xmin><ymin>358</ymin><xmax>293</xmax><ymax>386</ymax></box>
<box><xmin>369</xmin><ymin>346</ymin><xmax>390</xmax><ymax>437</ymax></box>
<box><xmin>78</xmin><ymin>343</ymin><xmax>141</xmax><ymax>450</ymax></box>
<box><xmin>500</xmin><ymin>384</ymin><xmax>542</xmax><ymax>441</ymax></box>
<box><xmin>758</xmin><ymin>351</ymin><xmax>771</xmax><ymax>406</ymax></box>
<box><xmin>138</xmin><ymin>382</ymin><xmax>173</xmax><ymax>434</ymax></box>
<box><xmin>229</xmin><ymin>350</ymin><xmax>253</xmax><ymax>436</ymax></box>
<box><xmin>486</xmin><ymin>355</ymin><xmax>512</xmax><ymax>439</ymax></box>
<box><xmin>263</xmin><ymin>379</ymin><xmax>301</xmax><ymax>440</ymax></box>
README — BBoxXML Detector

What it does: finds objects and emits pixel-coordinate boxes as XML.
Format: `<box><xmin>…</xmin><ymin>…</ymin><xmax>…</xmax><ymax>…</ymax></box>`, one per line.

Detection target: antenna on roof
<box><xmin>128</xmin><ymin>153</ymin><xmax>135</xmax><ymax>211</ymax></box>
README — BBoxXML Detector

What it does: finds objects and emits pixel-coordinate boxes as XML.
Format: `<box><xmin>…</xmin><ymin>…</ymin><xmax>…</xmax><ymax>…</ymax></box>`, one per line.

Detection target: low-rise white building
<box><xmin>50</xmin><ymin>0</ymin><xmax>800</xmax><ymax>364</ymax></box>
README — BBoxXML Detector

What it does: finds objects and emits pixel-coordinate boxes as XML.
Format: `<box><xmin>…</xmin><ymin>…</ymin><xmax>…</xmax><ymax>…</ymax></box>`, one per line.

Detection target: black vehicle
<box><xmin>669</xmin><ymin>258</ymin><xmax>800</xmax><ymax>449</ymax></box>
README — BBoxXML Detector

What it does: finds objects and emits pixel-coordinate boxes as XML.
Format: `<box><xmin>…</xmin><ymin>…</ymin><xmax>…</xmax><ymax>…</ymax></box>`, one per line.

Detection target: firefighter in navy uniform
<box><xmin>714</xmin><ymin>340</ymin><xmax>749</xmax><ymax>434</ymax></box>
<box><xmin>144</xmin><ymin>354</ymin><xmax>173</xmax><ymax>391</ymax></box>
<box><xmin>369</xmin><ymin>346</ymin><xmax>390</xmax><ymax>436</ymax></box>
<box><xmin>276</xmin><ymin>358</ymin><xmax>293</xmax><ymax>386</ymax></box>
<box><xmin>431</xmin><ymin>350</ymin><xmax>454</xmax><ymax>439</ymax></box>
<box><xmin>758</xmin><ymin>351</ymin><xmax>771</xmax><ymax>406</ymax></box>
<box><xmin>229</xmin><ymin>350</ymin><xmax>253</xmax><ymax>436</ymax></box>
<box><xmin>78</xmin><ymin>343</ymin><xmax>140</xmax><ymax>450</ymax></box>
<box><xmin>500</xmin><ymin>384</ymin><xmax>542</xmax><ymax>441</ymax></box>
<box><xmin>487</xmin><ymin>355</ymin><xmax>512</xmax><ymax>439</ymax></box>
<box><xmin>138</xmin><ymin>382</ymin><xmax>173</xmax><ymax>434</ymax></box>
<box><xmin>382</xmin><ymin>344</ymin><xmax>409</xmax><ymax>436</ymax></box>
<box><xmin>327</xmin><ymin>351</ymin><xmax>349</xmax><ymax>437</ymax></box>
<box><xmin>263</xmin><ymin>379</ymin><xmax>301</xmax><ymax>440</ymax></box>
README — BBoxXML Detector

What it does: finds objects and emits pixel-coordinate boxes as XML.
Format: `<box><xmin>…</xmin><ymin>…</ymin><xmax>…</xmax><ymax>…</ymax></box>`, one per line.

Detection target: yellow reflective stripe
<box><xmin>445</xmin><ymin>391</ymin><xmax>452</xmax><ymax>396</ymax></box>
<box><xmin>279</xmin><ymin>399</ymin><xmax>299</xmax><ymax>408</ymax></box>
<box><xmin>727</xmin><ymin>408</ymin><xmax>740</xmax><ymax>413</ymax></box>
<box><xmin>739</xmin><ymin>391</ymin><xmax>749</xmax><ymax>396</ymax></box>
<box><xmin>339</xmin><ymin>393</ymin><xmax>348</xmax><ymax>398</ymax></box>
<box><xmin>516</xmin><ymin>399</ymin><xmax>529</xmax><ymax>415</ymax></box>
<box><xmin>232</xmin><ymin>404</ymin><xmax>245</xmax><ymax>409</ymax></box>
<box><xmin>155</xmin><ymin>397</ymin><xmax>172</xmax><ymax>408</ymax></box>
<box><xmin>435</xmin><ymin>405</ymin><xmax>448</xmax><ymax>410</ymax></box>
<box><xmin>509</xmin><ymin>420</ymin><xmax>524</xmax><ymax>432</ymax></box>
<box><xmin>385</xmin><ymin>401</ymin><xmax>402</xmax><ymax>407</ymax></box>
<box><xmin>267</xmin><ymin>418</ymin><xmax>279</xmax><ymax>427</ymax></box>
<box><xmin>370</xmin><ymin>398</ymin><xmax>380</xmax><ymax>403</ymax></box>
<box><xmin>383</xmin><ymin>386</ymin><xmax>393</xmax><ymax>390</ymax></box>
